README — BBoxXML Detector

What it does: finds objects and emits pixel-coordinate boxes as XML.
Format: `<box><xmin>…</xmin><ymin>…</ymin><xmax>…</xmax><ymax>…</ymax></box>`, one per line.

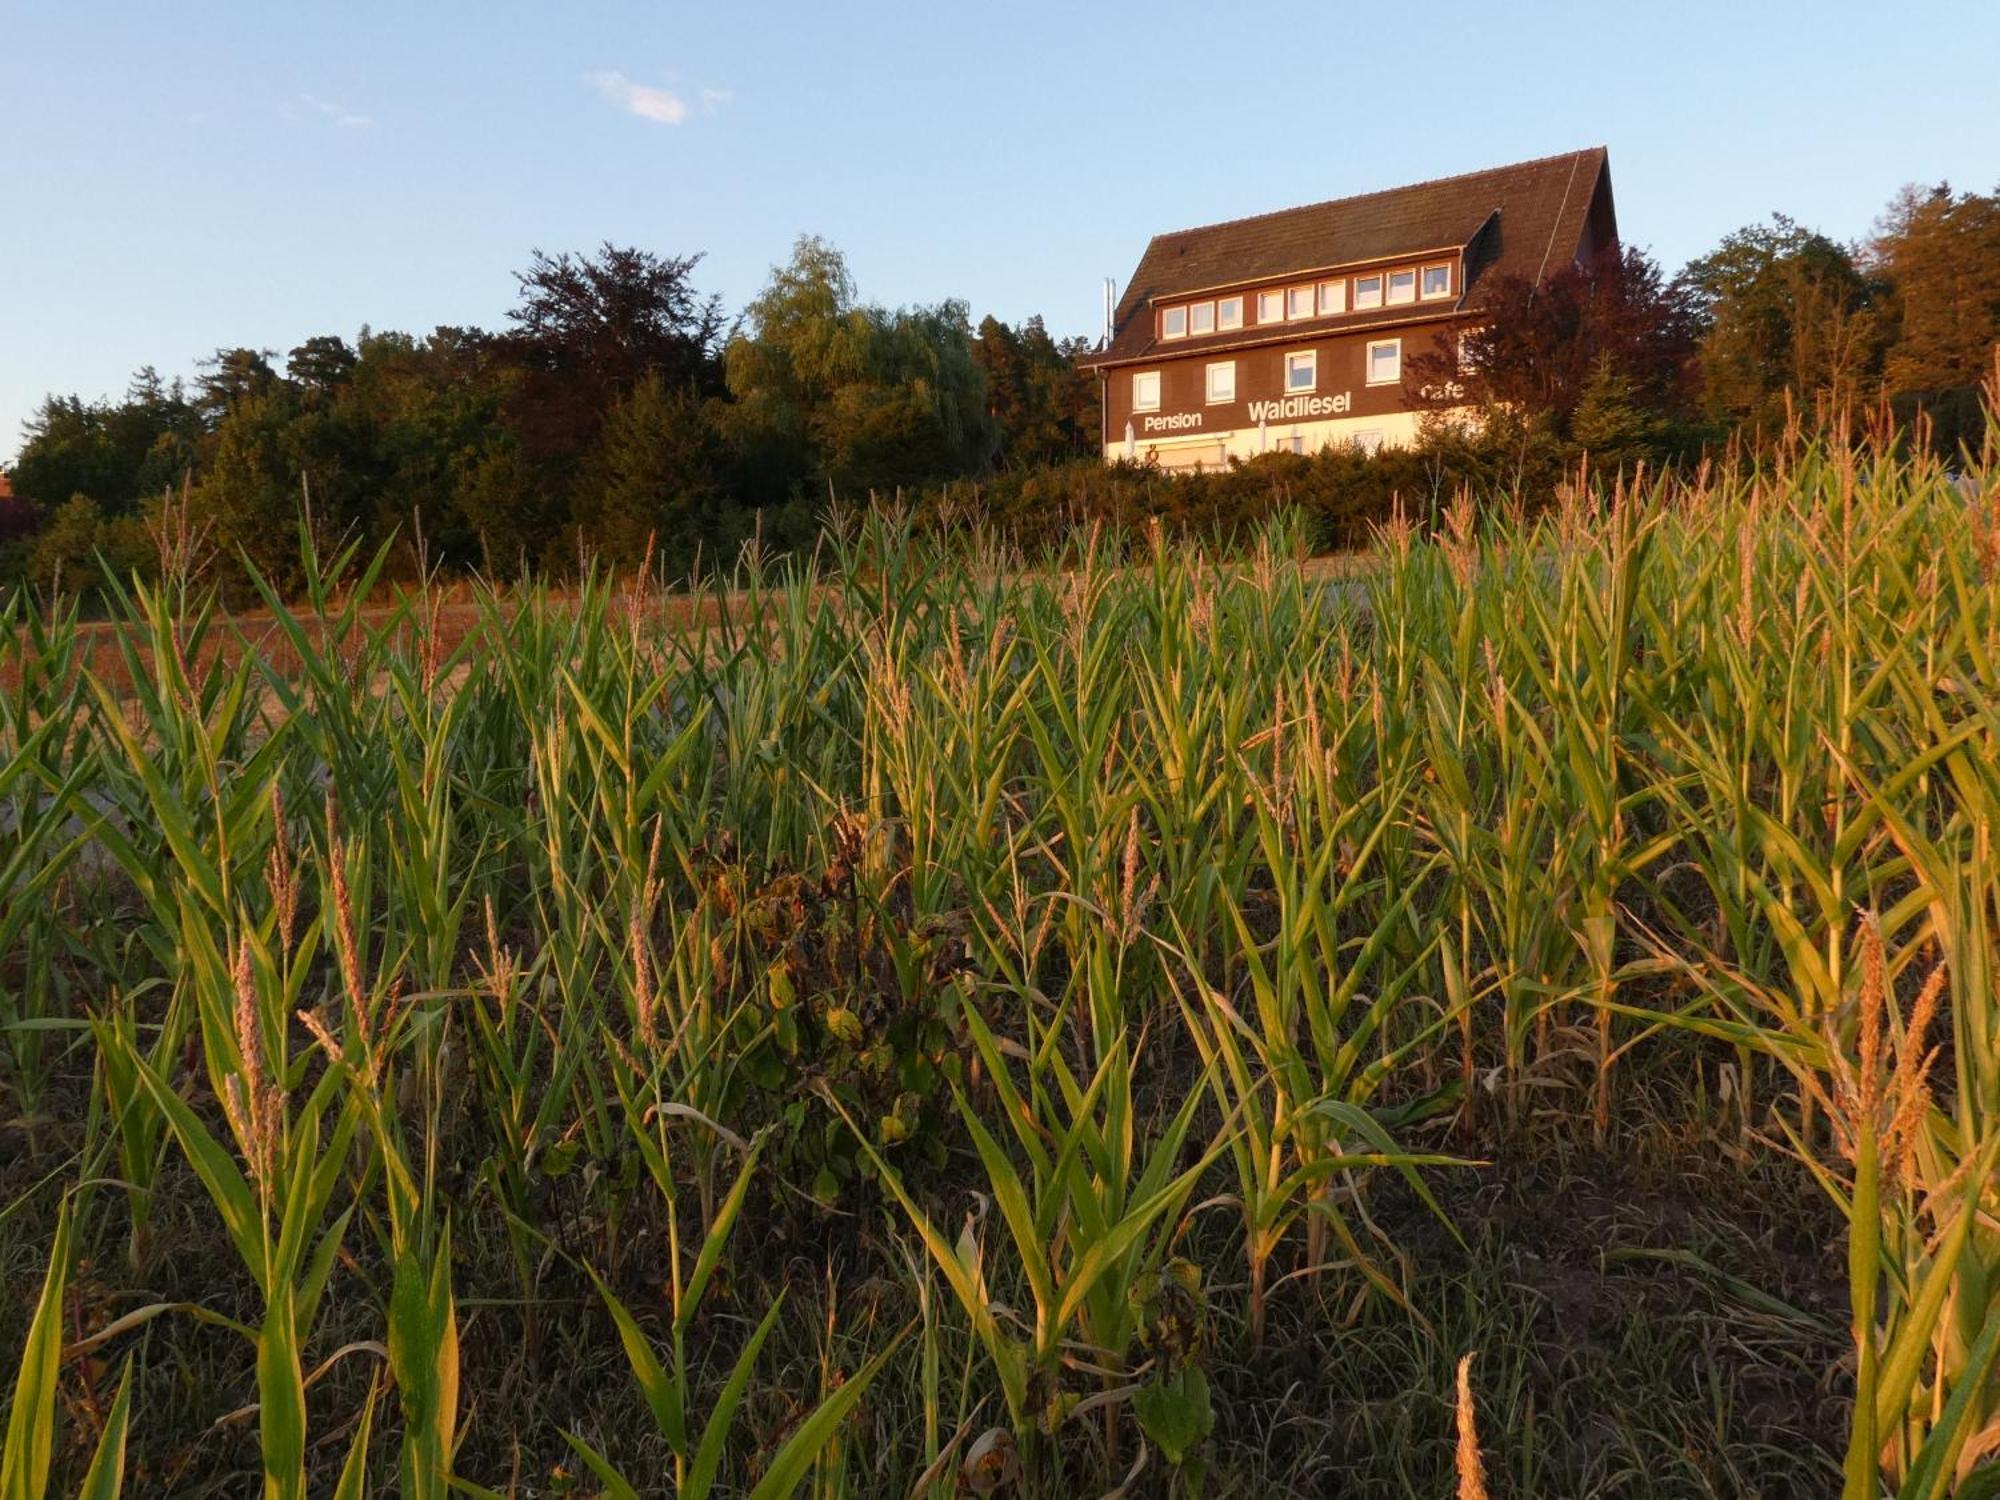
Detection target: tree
<box><xmin>25</xmin><ymin>495</ymin><xmax>154</xmax><ymax>599</ymax></box>
<box><xmin>343</xmin><ymin>327</ymin><xmax>525</xmax><ymax>571</ymax></box>
<box><xmin>724</xmin><ymin>237</ymin><xmax>994</xmax><ymax>497</ymax></box>
<box><xmin>508</xmin><ymin>244</ymin><xmax>723</xmax><ymax>393</ymax></box>
<box><xmin>500</xmin><ymin>244</ymin><xmax>724</xmax><ymax>483</ymax></box>
<box><xmin>823</xmin><ymin>298</ymin><xmax>993</xmax><ymax>492</ymax></box>
<box><xmin>726</xmin><ymin>236</ymin><xmax>874</xmax><ymax>412</ymax></box>
<box><xmin>572</xmin><ymin>371</ymin><xmax>730</xmax><ymax>573</ymax></box>
<box><xmin>973</xmin><ymin>315</ymin><xmax>1099</xmax><ymax>468</ymax></box>
<box><xmin>1569</xmin><ymin>355</ymin><xmax>1671</xmax><ymax>475</ymax></box>
<box><xmin>9</xmin><ymin>376</ymin><xmax>201</xmax><ymax>516</ymax></box>
<box><xmin>1869</xmin><ymin>183</ymin><xmax>2000</xmax><ymax>452</ymax></box>
<box><xmin>1410</xmin><ymin>245</ymin><xmax>1699</xmax><ymax>455</ymax></box>
<box><xmin>187</xmin><ymin>391</ymin><xmax>301</xmax><ymax>597</ymax></box>
<box><xmin>287</xmin><ymin>335</ymin><xmax>359</xmax><ymax>396</ymax></box>
<box><xmin>194</xmin><ymin>347</ymin><xmax>280</xmax><ymax>423</ymax></box>
<box><xmin>1682</xmin><ymin>217</ymin><xmax>1884</xmax><ymax>431</ymax></box>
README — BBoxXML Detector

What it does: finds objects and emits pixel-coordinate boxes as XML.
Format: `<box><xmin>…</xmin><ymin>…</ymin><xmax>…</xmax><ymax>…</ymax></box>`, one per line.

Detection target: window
<box><xmin>1387</xmin><ymin>269</ymin><xmax>1416</xmax><ymax>306</ymax></box>
<box><xmin>1189</xmin><ymin>301</ymin><xmax>1216</xmax><ymax>335</ymax></box>
<box><xmin>1206</xmin><ymin>361</ymin><xmax>1235</xmax><ymax>404</ymax></box>
<box><xmin>1317</xmin><ymin>279</ymin><xmax>1347</xmax><ymax>315</ymax></box>
<box><xmin>1366</xmin><ymin>339</ymin><xmax>1401</xmax><ymax>386</ymax></box>
<box><xmin>1457</xmin><ymin>331</ymin><xmax>1476</xmax><ymax>374</ymax></box>
<box><xmin>1285</xmin><ymin>350</ymin><xmax>1317</xmax><ymax>392</ymax></box>
<box><xmin>1421</xmin><ymin>263</ymin><xmax>1452</xmax><ymax>299</ymax></box>
<box><xmin>1257</xmin><ymin>289</ymin><xmax>1286</xmax><ymax>323</ymax></box>
<box><xmin>1351</xmin><ymin>429</ymin><xmax>1386</xmax><ymax>455</ymax></box>
<box><xmin>1133</xmin><ymin>370</ymin><xmax>1161</xmax><ymax>411</ymax></box>
<box><xmin>1354</xmin><ymin>274</ymin><xmax>1383</xmax><ymax>309</ymax></box>
<box><xmin>1161</xmin><ymin>305</ymin><xmax>1187</xmax><ymax>339</ymax></box>
<box><xmin>1287</xmin><ymin>285</ymin><xmax>1315</xmax><ymax>320</ymax></box>
<box><xmin>1218</xmin><ymin>295</ymin><xmax>1244</xmax><ymax>330</ymax></box>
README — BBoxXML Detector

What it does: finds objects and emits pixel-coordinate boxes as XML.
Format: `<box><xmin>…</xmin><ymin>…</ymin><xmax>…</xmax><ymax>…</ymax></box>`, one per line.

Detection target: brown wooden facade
<box><xmin>1083</xmin><ymin>149</ymin><xmax>1618</xmax><ymax>466</ymax></box>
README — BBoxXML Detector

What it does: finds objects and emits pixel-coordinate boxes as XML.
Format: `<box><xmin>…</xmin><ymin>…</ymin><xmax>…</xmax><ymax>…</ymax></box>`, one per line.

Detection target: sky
<box><xmin>4</xmin><ymin>0</ymin><xmax>1998</xmax><ymax>463</ymax></box>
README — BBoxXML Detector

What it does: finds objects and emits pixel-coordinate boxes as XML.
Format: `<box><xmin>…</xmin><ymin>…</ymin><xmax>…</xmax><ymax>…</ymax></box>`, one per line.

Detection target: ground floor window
<box><xmin>1152</xmin><ymin>442</ymin><xmax>1224</xmax><ymax>471</ymax></box>
<box><xmin>1133</xmin><ymin>370</ymin><xmax>1161</xmax><ymax>410</ymax></box>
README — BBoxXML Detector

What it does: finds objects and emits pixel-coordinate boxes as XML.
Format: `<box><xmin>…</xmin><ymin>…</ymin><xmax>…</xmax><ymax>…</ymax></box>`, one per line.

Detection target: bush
<box><xmin>911</xmin><ymin>417</ymin><xmax>1571</xmax><ymax>553</ymax></box>
<box><xmin>23</xmin><ymin>494</ymin><xmax>155</xmax><ymax>601</ymax></box>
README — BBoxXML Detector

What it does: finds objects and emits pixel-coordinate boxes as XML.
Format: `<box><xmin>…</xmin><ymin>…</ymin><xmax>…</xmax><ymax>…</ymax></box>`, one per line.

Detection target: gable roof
<box><xmin>1084</xmin><ymin>147</ymin><xmax>1614</xmax><ymax>368</ymax></box>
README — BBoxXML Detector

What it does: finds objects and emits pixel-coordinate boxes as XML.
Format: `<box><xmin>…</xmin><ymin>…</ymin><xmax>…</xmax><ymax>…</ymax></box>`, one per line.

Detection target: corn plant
<box><xmin>561</xmin><ymin>1132</ymin><xmax>911</xmax><ymax>1498</ymax></box>
<box><xmin>2</xmin><ymin>1199</ymin><xmax>148</xmax><ymax>1500</ymax></box>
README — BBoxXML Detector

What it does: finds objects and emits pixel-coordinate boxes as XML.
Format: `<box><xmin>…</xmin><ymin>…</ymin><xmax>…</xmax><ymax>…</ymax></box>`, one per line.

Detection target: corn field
<box><xmin>3</xmin><ymin>423</ymin><xmax>1999</xmax><ymax>1497</ymax></box>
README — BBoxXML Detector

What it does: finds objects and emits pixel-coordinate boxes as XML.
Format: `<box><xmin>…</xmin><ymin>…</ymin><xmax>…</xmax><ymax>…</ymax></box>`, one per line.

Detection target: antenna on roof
<box><xmin>1103</xmin><ymin>277</ymin><xmax>1115</xmax><ymax>350</ymax></box>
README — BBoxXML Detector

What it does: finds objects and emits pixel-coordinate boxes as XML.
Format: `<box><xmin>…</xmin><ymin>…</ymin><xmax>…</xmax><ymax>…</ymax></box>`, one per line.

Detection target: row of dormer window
<box><xmin>1157</xmin><ymin>262</ymin><xmax>1453</xmax><ymax>341</ymax></box>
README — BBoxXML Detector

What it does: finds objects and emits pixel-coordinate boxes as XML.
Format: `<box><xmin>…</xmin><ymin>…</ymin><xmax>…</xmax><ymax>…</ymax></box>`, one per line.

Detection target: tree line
<box><xmin>4</xmin><ymin>178</ymin><xmax>1996</xmax><ymax>597</ymax></box>
<box><xmin>2</xmin><ymin>236</ymin><xmax>1097</xmax><ymax>598</ymax></box>
<box><xmin>1416</xmin><ymin>181</ymin><xmax>2000</xmax><ymax>469</ymax></box>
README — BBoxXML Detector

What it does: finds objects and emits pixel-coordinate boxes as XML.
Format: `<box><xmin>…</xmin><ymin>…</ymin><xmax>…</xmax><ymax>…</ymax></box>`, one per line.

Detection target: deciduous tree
<box><xmin>1410</xmin><ymin>245</ymin><xmax>1699</xmax><ymax>456</ymax></box>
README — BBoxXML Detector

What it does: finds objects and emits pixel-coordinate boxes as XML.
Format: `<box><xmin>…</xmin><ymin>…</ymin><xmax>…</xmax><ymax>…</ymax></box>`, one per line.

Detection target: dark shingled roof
<box><xmin>1085</xmin><ymin>148</ymin><xmax>1614</xmax><ymax>369</ymax></box>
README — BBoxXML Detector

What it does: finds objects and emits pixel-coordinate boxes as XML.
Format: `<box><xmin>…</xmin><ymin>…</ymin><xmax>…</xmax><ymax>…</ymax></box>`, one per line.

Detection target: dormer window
<box><xmin>1354</xmin><ymin>274</ymin><xmax>1384</xmax><ymax>309</ymax></box>
<box><xmin>1188</xmin><ymin>301</ymin><xmax>1215</xmax><ymax>335</ymax></box>
<box><xmin>1257</xmin><ymin>289</ymin><xmax>1285</xmax><ymax>323</ymax></box>
<box><xmin>1218</xmin><ymin>296</ymin><xmax>1244</xmax><ymax>330</ymax></box>
<box><xmin>1287</xmin><ymin>286</ymin><xmax>1315</xmax><ymax>320</ymax></box>
<box><xmin>1161</xmin><ymin>305</ymin><xmax>1188</xmax><ymax>340</ymax></box>
<box><xmin>1387</xmin><ymin>269</ymin><xmax>1416</xmax><ymax>305</ymax></box>
<box><xmin>1317</xmin><ymin>279</ymin><xmax>1347</xmax><ymax>315</ymax></box>
<box><xmin>1421</xmin><ymin>263</ymin><xmax>1453</xmax><ymax>299</ymax></box>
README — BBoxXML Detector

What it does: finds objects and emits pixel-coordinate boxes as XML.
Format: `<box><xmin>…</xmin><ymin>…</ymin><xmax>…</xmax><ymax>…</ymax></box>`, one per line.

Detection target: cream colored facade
<box><xmin>1112</xmin><ymin>407</ymin><xmax>1436</xmax><ymax>470</ymax></box>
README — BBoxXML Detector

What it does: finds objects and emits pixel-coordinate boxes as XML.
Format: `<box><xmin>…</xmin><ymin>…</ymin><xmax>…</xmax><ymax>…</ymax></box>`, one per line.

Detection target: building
<box><xmin>1082</xmin><ymin>147</ymin><xmax>1617</xmax><ymax>468</ymax></box>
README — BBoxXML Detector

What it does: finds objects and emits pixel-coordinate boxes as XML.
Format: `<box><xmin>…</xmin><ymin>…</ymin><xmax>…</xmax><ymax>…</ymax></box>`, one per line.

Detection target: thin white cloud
<box><xmin>301</xmin><ymin>93</ymin><xmax>374</xmax><ymax>129</ymax></box>
<box><xmin>587</xmin><ymin>72</ymin><xmax>730</xmax><ymax>125</ymax></box>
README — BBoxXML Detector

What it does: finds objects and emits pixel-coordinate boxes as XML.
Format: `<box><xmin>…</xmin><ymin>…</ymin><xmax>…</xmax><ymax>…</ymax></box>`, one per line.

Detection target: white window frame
<box><xmin>1160</xmin><ymin>305</ymin><xmax>1188</xmax><ymax>340</ymax></box>
<box><xmin>1317</xmin><ymin>279</ymin><xmax>1347</xmax><ymax>316</ymax></box>
<box><xmin>1217</xmin><ymin>295</ymin><xmax>1244</xmax><ymax>331</ymax></box>
<box><xmin>1386</xmin><ymin>269</ymin><xmax>1416</xmax><ymax>306</ymax></box>
<box><xmin>1257</xmin><ymin>289</ymin><xmax>1286</xmax><ymax>324</ymax></box>
<box><xmin>1188</xmin><ymin>300</ymin><xmax>1216</xmax><ymax>336</ymax></box>
<box><xmin>1353</xmin><ymin>274</ymin><xmax>1384</xmax><ymax>310</ymax></box>
<box><xmin>1286</xmin><ymin>285</ymin><xmax>1315</xmax><ymax>320</ymax></box>
<box><xmin>1421</xmin><ymin>263</ymin><xmax>1453</xmax><ymax>300</ymax></box>
<box><xmin>1285</xmin><ymin>350</ymin><xmax>1317</xmax><ymax>393</ymax></box>
<box><xmin>1351</xmin><ymin>429</ymin><xmax>1386</xmax><ymax>455</ymax></box>
<box><xmin>1133</xmin><ymin>370</ymin><xmax>1161</xmax><ymax>411</ymax></box>
<box><xmin>1365</xmin><ymin>338</ymin><xmax>1402</xmax><ymax>386</ymax></box>
<box><xmin>1205</xmin><ymin>361</ymin><xmax>1236</xmax><ymax>404</ymax></box>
